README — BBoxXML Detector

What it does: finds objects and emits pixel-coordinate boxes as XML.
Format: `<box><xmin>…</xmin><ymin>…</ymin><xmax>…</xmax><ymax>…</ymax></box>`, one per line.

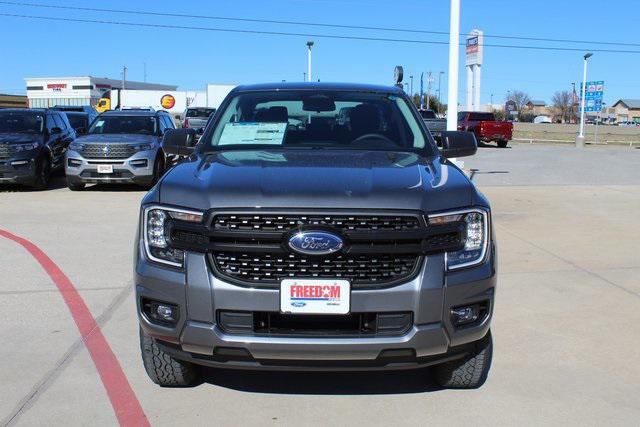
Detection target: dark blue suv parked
<box><xmin>0</xmin><ymin>108</ymin><xmax>75</xmax><ymax>189</ymax></box>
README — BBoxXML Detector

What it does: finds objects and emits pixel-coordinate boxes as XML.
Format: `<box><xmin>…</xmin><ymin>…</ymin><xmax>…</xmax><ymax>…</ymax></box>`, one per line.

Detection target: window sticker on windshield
<box><xmin>218</xmin><ymin>122</ymin><xmax>287</xmax><ymax>146</ymax></box>
<box><xmin>94</xmin><ymin>120</ymin><xmax>105</xmax><ymax>127</ymax></box>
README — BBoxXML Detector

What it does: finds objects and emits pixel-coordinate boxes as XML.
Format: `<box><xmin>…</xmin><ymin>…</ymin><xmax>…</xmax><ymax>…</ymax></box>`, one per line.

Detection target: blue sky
<box><xmin>0</xmin><ymin>0</ymin><xmax>637</xmax><ymax>106</ymax></box>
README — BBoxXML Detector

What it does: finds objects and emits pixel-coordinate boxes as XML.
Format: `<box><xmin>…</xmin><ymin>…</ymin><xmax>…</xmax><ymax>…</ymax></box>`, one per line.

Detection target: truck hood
<box><xmin>158</xmin><ymin>150</ymin><xmax>474</xmax><ymax>212</ymax></box>
<box><xmin>0</xmin><ymin>133</ymin><xmax>43</xmax><ymax>145</ymax></box>
<box><xmin>76</xmin><ymin>134</ymin><xmax>157</xmax><ymax>144</ymax></box>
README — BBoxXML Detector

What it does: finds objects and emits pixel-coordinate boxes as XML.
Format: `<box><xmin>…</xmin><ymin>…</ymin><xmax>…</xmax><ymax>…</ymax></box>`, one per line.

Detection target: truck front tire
<box><xmin>434</xmin><ymin>330</ymin><xmax>493</xmax><ymax>389</ymax></box>
<box><xmin>140</xmin><ymin>328</ymin><xmax>198</xmax><ymax>387</ymax></box>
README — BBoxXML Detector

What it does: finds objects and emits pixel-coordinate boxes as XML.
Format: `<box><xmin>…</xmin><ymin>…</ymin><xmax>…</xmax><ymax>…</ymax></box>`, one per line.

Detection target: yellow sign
<box><xmin>160</xmin><ymin>94</ymin><xmax>176</xmax><ymax>109</ymax></box>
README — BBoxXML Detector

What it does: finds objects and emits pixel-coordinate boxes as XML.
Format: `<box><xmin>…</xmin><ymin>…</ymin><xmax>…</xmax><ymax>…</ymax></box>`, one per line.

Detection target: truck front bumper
<box><xmin>135</xmin><ymin>241</ymin><xmax>497</xmax><ymax>371</ymax></box>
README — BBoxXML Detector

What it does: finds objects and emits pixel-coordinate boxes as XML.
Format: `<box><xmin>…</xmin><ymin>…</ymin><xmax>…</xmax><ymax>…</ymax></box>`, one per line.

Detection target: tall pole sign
<box><xmin>465</xmin><ymin>29</ymin><xmax>483</xmax><ymax>111</ymax></box>
<box><xmin>446</xmin><ymin>0</ymin><xmax>460</xmax><ymax>131</ymax></box>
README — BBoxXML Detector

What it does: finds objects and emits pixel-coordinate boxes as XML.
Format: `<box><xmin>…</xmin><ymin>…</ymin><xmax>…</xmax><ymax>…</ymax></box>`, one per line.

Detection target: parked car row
<box><xmin>0</xmin><ymin>107</ymin><xmax>175</xmax><ymax>190</ymax></box>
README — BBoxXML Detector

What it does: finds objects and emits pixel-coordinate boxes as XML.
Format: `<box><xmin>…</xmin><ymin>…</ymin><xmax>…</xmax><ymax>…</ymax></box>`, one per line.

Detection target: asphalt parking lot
<box><xmin>1</xmin><ymin>143</ymin><xmax>639</xmax><ymax>426</ymax></box>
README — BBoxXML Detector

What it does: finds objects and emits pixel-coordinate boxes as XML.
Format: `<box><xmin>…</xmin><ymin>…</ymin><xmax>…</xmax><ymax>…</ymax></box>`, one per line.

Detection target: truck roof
<box><xmin>100</xmin><ymin>110</ymin><xmax>168</xmax><ymax>117</ymax></box>
<box><xmin>232</xmin><ymin>82</ymin><xmax>404</xmax><ymax>94</ymax></box>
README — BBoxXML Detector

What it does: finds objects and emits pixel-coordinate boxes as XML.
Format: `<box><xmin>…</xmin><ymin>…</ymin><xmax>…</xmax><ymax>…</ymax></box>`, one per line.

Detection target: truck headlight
<box><xmin>429</xmin><ymin>208</ymin><xmax>489</xmax><ymax>270</ymax></box>
<box><xmin>143</xmin><ymin>205</ymin><xmax>204</xmax><ymax>267</ymax></box>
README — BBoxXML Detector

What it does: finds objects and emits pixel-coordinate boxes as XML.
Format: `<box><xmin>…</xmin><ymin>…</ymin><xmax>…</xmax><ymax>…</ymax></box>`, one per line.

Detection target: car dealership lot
<box><xmin>1</xmin><ymin>143</ymin><xmax>639</xmax><ymax>426</ymax></box>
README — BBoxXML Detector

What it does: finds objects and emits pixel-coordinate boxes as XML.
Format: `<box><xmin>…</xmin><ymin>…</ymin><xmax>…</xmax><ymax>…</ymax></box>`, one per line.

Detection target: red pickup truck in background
<box><xmin>457</xmin><ymin>111</ymin><xmax>513</xmax><ymax>148</ymax></box>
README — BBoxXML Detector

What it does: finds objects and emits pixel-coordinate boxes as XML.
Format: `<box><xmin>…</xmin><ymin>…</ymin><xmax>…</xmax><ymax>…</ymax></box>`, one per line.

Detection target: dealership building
<box><xmin>24</xmin><ymin>76</ymin><xmax>177</xmax><ymax>108</ymax></box>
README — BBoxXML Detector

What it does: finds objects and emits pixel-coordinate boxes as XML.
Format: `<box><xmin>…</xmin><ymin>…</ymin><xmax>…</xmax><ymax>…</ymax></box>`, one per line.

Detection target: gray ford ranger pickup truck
<box><xmin>135</xmin><ymin>82</ymin><xmax>496</xmax><ymax>389</ymax></box>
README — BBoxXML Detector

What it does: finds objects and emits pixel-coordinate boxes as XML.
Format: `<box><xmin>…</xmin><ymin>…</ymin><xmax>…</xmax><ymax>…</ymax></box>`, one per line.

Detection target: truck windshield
<box><xmin>468</xmin><ymin>113</ymin><xmax>496</xmax><ymax>121</ymax></box>
<box><xmin>88</xmin><ymin>116</ymin><xmax>156</xmax><ymax>135</ymax></box>
<box><xmin>186</xmin><ymin>108</ymin><xmax>215</xmax><ymax>118</ymax></box>
<box><xmin>0</xmin><ymin>111</ymin><xmax>44</xmax><ymax>134</ymax></box>
<box><xmin>66</xmin><ymin>113</ymin><xmax>88</xmax><ymax>130</ymax></box>
<box><xmin>205</xmin><ymin>91</ymin><xmax>433</xmax><ymax>154</ymax></box>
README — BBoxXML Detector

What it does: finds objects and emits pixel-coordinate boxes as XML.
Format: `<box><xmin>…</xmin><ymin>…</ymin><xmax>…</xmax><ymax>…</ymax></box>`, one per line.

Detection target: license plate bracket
<box><xmin>280</xmin><ymin>279</ymin><xmax>350</xmax><ymax>315</ymax></box>
<box><xmin>97</xmin><ymin>164</ymin><xmax>113</xmax><ymax>174</ymax></box>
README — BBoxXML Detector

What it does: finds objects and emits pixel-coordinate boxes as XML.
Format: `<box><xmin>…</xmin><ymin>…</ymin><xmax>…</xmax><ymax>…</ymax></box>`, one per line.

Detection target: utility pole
<box><xmin>121</xmin><ymin>65</ymin><xmax>127</xmax><ymax>110</ymax></box>
<box><xmin>438</xmin><ymin>71</ymin><xmax>444</xmax><ymax>111</ymax></box>
<box><xmin>571</xmin><ymin>82</ymin><xmax>577</xmax><ymax>123</ymax></box>
<box><xmin>409</xmin><ymin>75</ymin><xmax>414</xmax><ymax>98</ymax></box>
<box><xmin>426</xmin><ymin>71</ymin><xmax>433</xmax><ymax>110</ymax></box>
<box><xmin>306</xmin><ymin>41</ymin><xmax>314</xmax><ymax>82</ymax></box>
<box><xmin>576</xmin><ymin>53</ymin><xmax>593</xmax><ymax>148</ymax></box>
<box><xmin>446</xmin><ymin>0</ymin><xmax>460</xmax><ymax>131</ymax></box>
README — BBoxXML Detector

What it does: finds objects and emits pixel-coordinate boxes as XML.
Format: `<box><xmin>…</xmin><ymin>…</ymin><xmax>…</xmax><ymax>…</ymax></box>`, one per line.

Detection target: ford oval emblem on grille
<box><xmin>288</xmin><ymin>231</ymin><xmax>343</xmax><ymax>256</ymax></box>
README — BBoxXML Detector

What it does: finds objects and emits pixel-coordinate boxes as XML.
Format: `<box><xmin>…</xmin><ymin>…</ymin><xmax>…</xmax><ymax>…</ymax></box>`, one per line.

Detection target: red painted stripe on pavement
<box><xmin>0</xmin><ymin>229</ymin><xmax>149</xmax><ymax>427</ymax></box>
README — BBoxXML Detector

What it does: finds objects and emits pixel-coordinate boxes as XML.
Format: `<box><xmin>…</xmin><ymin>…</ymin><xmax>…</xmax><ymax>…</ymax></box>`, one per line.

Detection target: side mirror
<box><xmin>163</xmin><ymin>128</ymin><xmax>198</xmax><ymax>156</ymax></box>
<box><xmin>439</xmin><ymin>131</ymin><xmax>477</xmax><ymax>158</ymax></box>
<box><xmin>50</xmin><ymin>127</ymin><xmax>62</xmax><ymax>135</ymax></box>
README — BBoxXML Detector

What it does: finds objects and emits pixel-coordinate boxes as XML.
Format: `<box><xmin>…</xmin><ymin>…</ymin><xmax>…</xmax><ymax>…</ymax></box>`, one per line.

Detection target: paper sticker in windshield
<box><xmin>218</xmin><ymin>122</ymin><xmax>286</xmax><ymax>146</ymax></box>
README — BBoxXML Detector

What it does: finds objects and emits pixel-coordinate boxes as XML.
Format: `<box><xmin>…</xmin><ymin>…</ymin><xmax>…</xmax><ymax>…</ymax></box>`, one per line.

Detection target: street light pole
<box><xmin>446</xmin><ymin>0</ymin><xmax>460</xmax><ymax>132</ymax></box>
<box><xmin>410</xmin><ymin>75</ymin><xmax>414</xmax><ymax>98</ymax></box>
<box><xmin>576</xmin><ymin>52</ymin><xmax>593</xmax><ymax>148</ymax></box>
<box><xmin>438</xmin><ymin>71</ymin><xmax>444</xmax><ymax>110</ymax></box>
<box><xmin>306</xmin><ymin>41</ymin><xmax>314</xmax><ymax>82</ymax></box>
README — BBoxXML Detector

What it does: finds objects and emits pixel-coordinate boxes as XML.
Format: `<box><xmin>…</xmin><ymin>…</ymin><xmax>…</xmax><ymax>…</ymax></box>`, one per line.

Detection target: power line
<box><xmin>1</xmin><ymin>0</ymin><xmax>639</xmax><ymax>48</ymax></box>
<box><xmin>1</xmin><ymin>12</ymin><xmax>639</xmax><ymax>54</ymax></box>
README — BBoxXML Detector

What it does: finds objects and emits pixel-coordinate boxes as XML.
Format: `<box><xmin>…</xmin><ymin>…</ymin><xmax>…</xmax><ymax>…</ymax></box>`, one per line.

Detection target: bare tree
<box><xmin>506</xmin><ymin>90</ymin><xmax>531</xmax><ymax>111</ymax></box>
<box><xmin>552</xmin><ymin>90</ymin><xmax>573</xmax><ymax>123</ymax></box>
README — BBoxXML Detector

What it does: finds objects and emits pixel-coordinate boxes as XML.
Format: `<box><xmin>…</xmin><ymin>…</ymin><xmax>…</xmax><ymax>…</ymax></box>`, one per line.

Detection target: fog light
<box><xmin>450</xmin><ymin>301</ymin><xmax>489</xmax><ymax>327</ymax></box>
<box><xmin>156</xmin><ymin>304</ymin><xmax>175</xmax><ymax>321</ymax></box>
<box><xmin>130</xmin><ymin>159</ymin><xmax>148</xmax><ymax>168</ymax></box>
<box><xmin>142</xmin><ymin>299</ymin><xmax>179</xmax><ymax>326</ymax></box>
<box><xmin>451</xmin><ymin>306</ymin><xmax>479</xmax><ymax>325</ymax></box>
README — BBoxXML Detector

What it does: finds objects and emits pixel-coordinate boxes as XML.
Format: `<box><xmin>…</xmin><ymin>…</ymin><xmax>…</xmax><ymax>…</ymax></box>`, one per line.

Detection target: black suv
<box><xmin>0</xmin><ymin>108</ymin><xmax>75</xmax><ymax>189</ymax></box>
<box><xmin>51</xmin><ymin>105</ymin><xmax>99</xmax><ymax>136</ymax></box>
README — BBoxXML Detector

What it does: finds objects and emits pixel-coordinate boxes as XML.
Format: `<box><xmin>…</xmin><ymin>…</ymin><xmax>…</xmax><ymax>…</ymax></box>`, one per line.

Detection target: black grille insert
<box><xmin>212</xmin><ymin>252</ymin><xmax>420</xmax><ymax>286</ymax></box>
<box><xmin>213</xmin><ymin>214</ymin><xmax>421</xmax><ymax>232</ymax></box>
<box><xmin>218</xmin><ymin>310</ymin><xmax>413</xmax><ymax>337</ymax></box>
<box><xmin>168</xmin><ymin>211</ymin><xmax>464</xmax><ymax>289</ymax></box>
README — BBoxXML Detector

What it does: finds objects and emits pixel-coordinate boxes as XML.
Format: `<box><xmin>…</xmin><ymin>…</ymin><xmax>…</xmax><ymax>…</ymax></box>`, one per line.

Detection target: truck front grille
<box><xmin>80</xmin><ymin>143</ymin><xmax>136</xmax><ymax>159</ymax></box>
<box><xmin>212</xmin><ymin>252</ymin><xmax>420</xmax><ymax>286</ymax></box>
<box><xmin>169</xmin><ymin>211</ymin><xmax>465</xmax><ymax>289</ymax></box>
<box><xmin>213</xmin><ymin>213</ymin><xmax>421</xmax><ymax>232</ymax></box>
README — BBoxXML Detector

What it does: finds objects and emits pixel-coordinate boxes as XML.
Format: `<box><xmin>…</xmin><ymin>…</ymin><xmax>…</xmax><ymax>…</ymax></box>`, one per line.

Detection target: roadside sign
<box><xmin>580</xmin><ymin>80</ymin><xmax>604</xmax><ymax>112</ymax></box>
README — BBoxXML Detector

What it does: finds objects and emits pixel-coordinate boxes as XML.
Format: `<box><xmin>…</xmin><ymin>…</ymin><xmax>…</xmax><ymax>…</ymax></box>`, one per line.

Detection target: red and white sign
<box><xmin>465</xmin><ymin>30</ymin><xmax>484</xmax><ymax>66</ymax></box>
<box><xmin>280</xmin><ymin>279</ymin><xmax>350</xmax><ymax>314</ymax></box>
<box><xmin>47</xmin><ymin>83</ymin><xmax>67</xmax><ymax>91</ymax></box>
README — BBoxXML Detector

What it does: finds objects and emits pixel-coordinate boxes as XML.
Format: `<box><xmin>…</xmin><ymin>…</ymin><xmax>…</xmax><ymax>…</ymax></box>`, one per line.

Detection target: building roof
<box><xmin>612</xmin><ymin>99</ymin><xmax>640</xmax><ymax>109</ymax></box>
<box><xmin>529</xmin><ymin>100</ymin><xmax>546</xmax><ymax>106</ymax></box>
